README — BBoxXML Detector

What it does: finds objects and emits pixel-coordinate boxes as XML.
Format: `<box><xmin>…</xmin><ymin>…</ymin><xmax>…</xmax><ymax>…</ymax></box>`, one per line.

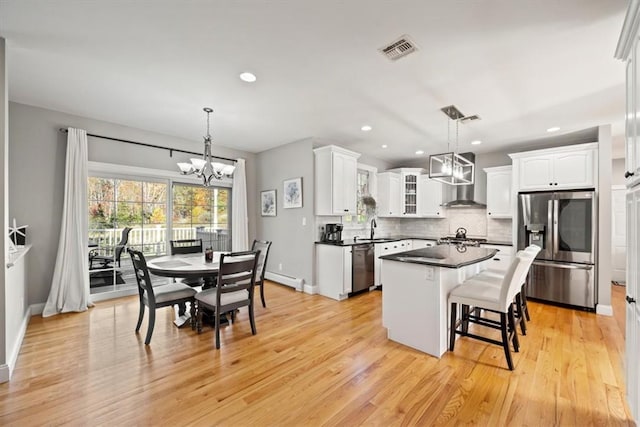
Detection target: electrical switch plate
<box><xmin>278</xmin><ymin>263</ymin><xmax>282</xmax><ymax>271</ymax></box>
<box><xmin>302</xmin><ymin>217</ymin><xmax>306</xmax><ymax>226</ymax></box>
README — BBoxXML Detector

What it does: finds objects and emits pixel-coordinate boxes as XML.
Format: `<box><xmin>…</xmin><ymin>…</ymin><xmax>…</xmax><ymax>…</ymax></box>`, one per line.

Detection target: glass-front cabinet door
<box><xmin>401</xmin><ymin>171</ymin><xmax>420</xmax><ymax>216</ymax></box>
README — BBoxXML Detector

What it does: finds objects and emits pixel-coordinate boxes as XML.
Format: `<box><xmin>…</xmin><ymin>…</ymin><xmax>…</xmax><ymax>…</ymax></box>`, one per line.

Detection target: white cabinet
<box><xmin>484</xmin><ymin>166</ymin><xmax>512</xmax><ymax>218</ymax></box>
<box><xmin>377</xmin><ymin>172</ymin><xmax>401</xmax><ymax>217</ymax></box>
<box><xmin>374</xmin><ymin>239</ymin><xmax>413</xmax><ymax>287</ymax></box>
<box><xmin>316</xmin><ymin>244</ymin><xmax>352</xmax><ymax>300</ymax></box>
<box><xmin>400</xmin><ymin>169</ymin><xmax>422</xmax><ymax>216</ymax></box>
<box><xmin>510</xmin><ymin>144</ymin><xmax>597</xmax><ymax>192</ymax></box>
<box><xmin>314</xmin><ymin>145</ymin><xmax>361</xmax><ymax>216</ymax></box>
<box><xmin>411</xmin><ymin>239</ymin><xmax>436</xmax><ymax>249</ymax></box>
<box><xmin>419</xmin><ymin>175</ymin><xmax>446</xmax><ymax>218</ymax></box>
<box><xmin>480</xmin><ymin>244</ymin><xmax>514</xmax><ymax>273</ymax></box>
<box><xmin>626</xmin><ymin>187</ymin><xmax>640</xmax><ymax>421</ymax></box>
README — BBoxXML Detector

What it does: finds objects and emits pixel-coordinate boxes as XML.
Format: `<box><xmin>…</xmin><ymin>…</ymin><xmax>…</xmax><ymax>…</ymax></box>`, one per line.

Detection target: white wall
<box><xmin>0</xmin><ymin>38</ymin><xmax>8</xmax><ymax>381</ymax></box>
<box><xmin>612</xmin><ymin>158</ymin><xmax>626</xmax><ymax>186</ymax></box>
<box><xmin>8</xmin><ymin>102</ymin><xmax>257</xmax><ymax>306</ymax></box>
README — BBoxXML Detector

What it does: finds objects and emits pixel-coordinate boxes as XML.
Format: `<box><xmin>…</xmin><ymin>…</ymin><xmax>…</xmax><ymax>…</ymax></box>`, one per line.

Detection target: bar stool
<box><xmin>448</xmin><ymin>252</ymin><xmax>533</xmax><ymax>370</ymax></box>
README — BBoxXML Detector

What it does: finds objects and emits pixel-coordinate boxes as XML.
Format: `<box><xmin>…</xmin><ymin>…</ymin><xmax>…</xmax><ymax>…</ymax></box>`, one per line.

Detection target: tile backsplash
<box><xmin>315</xmin><ymin>207</ymin><xmax>512</xmax><ymax>242</ymax></box>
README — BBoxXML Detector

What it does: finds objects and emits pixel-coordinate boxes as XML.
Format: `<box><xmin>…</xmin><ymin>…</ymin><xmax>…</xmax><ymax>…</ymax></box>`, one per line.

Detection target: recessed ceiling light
<box><xmin>361</xmin><ymin>125</ymin><xmax>372</xmax><ymax>132</ymax></box>
<box><xmin>547</xmin><ymin>126</ymin><xmax>560</xmax><ymax>132</ymax></box>
<box><xmin>471</xmin><ymin>140</ymin><xmax>482</xmax><ymax>145</ymax></box>
<box><xmin>381</xmin><ymin>144</ymin><xmax>388</xmax><ymax>148</ymax></box>
<box><xmin>239</xmin><ymin>72</ymin><xmax>257</xmax><ymax>82</ymax></box>
<box><xmin>415</xmin><ymin>150</ymin><xmax>424</xmax><ymax>155</ymax></box>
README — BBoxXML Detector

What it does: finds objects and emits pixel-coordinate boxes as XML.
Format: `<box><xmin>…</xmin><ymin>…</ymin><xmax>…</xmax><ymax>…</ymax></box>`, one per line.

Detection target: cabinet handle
<box><xmin>627</xmin><ymin>295</ymin><xmax>637</xmax><ymax>304</ymax></box>
<box><xmin>625</xmin><ymin>171</ymin><xmax>635</xmax><ymax>178</ymax></box>
<box><xmin>549</xmin><ymin>182</ymin><xmax>553</xmax><ymax>186</ymax></box>
<box><xmin>437</xmin><ymin>212</ymin><xmax>440</xmax><ymax>215</ymax></box>
<box><xmin>344</xmin><ymin>209</ymin><xmax>349</xmax><ymax>212</ymax></box>
<box><xmin>488</xmin><ymin>212</ymin><xmax>491</xmax><ymax>215</ymax></box>
<box><xmin>493</xmin><ymin>258</ymin><xmax>501</xmax><ymax>261</ymax></box>
<box><xmin>554</xmin><ymin>182</ymin><xmax>558</xmax><ymax>186</ymax></box>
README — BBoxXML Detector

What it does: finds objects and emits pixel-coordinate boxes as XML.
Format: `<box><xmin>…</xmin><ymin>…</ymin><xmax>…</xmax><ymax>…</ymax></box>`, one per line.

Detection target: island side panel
<box><xmin>381</xmin><ymin>259</ymin><xmax>482</xmax><ymax>358</ymax></box>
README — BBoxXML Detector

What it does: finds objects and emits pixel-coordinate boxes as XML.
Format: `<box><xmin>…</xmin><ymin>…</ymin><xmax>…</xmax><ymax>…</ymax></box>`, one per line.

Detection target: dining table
<box><xmin>146</xmin><ymin>252</ymin><xmax>225</xmax><ymax>327</ymax></box>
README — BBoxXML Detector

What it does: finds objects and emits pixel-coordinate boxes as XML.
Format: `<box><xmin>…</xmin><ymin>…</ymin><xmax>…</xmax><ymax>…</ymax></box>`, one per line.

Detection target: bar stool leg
<box><xmin>500</xmin><ymin>312</ymin><xmax>514</xmax><ymax>371</ymax></box>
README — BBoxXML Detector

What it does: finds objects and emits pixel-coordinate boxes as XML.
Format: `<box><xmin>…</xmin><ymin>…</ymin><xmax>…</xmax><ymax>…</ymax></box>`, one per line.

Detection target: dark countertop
<box><xmin>380</xmin><ymin>245</ymin><xmax>498</xmax><ymax>269</ymax></box>
<box><xmin>315</xmin><ymin>235</ymin><xmax>512</xmax><ymax>247</ymax></box>
<box><xmin>482</xmin><ymin>240</ymin><xmax>513</xmax><ymax>246</ymax></box>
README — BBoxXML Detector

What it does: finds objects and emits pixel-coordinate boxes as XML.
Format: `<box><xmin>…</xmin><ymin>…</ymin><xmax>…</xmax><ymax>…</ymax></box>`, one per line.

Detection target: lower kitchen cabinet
<box><xmin>480</xmin><ymin>244</ymin><xmax>514</xmax><ymax>272</ymax></box>
<box><xmin>316</xmin><ymin>245</ymin><xmax>352</xmax><ymax>300</ymax></box>
<box><xmin>374</xmin><ymin>240</ymin><xmax>413</xmax><ymax>287</ymax></box>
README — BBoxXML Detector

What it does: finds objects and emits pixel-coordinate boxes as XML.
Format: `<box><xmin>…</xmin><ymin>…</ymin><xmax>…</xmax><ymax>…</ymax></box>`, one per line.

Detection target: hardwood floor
<box><xmin>0</xmin><ymin>282</ymin><xmax>634</xmax><ymax>425</ymax></box>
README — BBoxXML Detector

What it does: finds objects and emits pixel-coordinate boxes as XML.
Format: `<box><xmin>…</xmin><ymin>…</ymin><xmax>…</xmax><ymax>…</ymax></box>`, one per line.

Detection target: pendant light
<box><xmin>428</xmin><ymin>105</ymin><xmax>475</xmax><ymax>186</ymax></box>
<box><xmin>177</xmin><ymin>107</ymin><xmax>235</xmax><ymax>186</ymax></box>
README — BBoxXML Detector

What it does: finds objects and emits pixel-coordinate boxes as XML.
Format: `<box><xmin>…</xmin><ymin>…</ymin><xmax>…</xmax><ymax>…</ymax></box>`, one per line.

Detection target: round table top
<box><xmin>146</xmin><ymin>252</ymin><xmax>224</xmax><ymax>278</ymax></box>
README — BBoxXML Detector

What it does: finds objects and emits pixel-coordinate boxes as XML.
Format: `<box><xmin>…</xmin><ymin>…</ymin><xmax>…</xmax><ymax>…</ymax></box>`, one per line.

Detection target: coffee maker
<box><xmin>323</xmin><ymin>223</ymin><xmax>343</xmax><ymax>243</ymax></box>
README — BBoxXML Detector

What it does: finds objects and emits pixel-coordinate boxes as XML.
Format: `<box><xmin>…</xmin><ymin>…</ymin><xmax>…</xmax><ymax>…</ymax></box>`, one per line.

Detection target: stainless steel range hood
<box><xmin>441</xmin><ymin>152</ymin><xmax>486</xmax><ymax>208</ymax></box>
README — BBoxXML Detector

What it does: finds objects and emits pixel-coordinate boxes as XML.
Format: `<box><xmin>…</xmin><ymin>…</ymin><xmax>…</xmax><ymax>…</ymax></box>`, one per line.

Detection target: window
<box><xmin>88</xmin><ymin>177</ymin><xmax>168</xmax><ymax>294</ymax></box>
<box><xmin>344</xmin><ymin>169</ymin><xmax>372</xmax><ymax>224</ymax></box>
<box><xmin>172</xmin><ymin>183</ymin><xmax>231</xmax><ymax>251</ymax></box>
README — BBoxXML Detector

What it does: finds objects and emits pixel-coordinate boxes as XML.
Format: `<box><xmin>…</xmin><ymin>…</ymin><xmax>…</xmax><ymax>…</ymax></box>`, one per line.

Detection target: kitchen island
<box><xmin>380</xmin><ymin>245</ymin><xmax>498</xmax><ymax>358</ymax></box>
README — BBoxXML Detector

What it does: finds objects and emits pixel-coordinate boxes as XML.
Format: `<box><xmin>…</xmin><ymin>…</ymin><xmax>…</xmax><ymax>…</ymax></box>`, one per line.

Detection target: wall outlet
<box><xmin>302</xmin><ymin>217</ymin><xmax>307</xmax><ymax>226</ymax></box>
<box><xmin>278</xmin><ymin>263</ymin><xmax>283</xmax><ymax>271</ymax></box>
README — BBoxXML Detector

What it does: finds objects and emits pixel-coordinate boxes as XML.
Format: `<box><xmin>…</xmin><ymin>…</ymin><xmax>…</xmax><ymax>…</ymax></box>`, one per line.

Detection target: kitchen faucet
<box><xmin>370</xmin><ymin>218</ymin><xmax>377</xmax><ymax>239</ymax></box>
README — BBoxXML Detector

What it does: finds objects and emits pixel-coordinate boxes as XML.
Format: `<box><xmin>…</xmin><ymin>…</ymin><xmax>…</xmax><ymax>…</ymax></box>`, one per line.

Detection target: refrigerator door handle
<box><xmin>532</xmin><ymin>261</ymin><xmax>593</xmax><ymax>270</ymax></box>
<box><xmin>551</xmin><ymin>199</ymin><xmax>559</xmax><ymax>258</ymax></box>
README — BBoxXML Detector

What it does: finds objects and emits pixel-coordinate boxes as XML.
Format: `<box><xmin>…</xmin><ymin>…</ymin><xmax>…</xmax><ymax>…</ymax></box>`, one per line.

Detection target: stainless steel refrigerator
<box><xmin>517</xmin><ymin>190</ymin><xmax>597</xmax><ymax>310</ymax></box>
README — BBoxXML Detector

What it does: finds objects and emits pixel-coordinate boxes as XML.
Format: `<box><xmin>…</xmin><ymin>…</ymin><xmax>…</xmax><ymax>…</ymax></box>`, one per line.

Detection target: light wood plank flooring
<box><xmin>0</xmin><ymin>282</ymin><xmax>634</xmax><ymax>425</ymax></box>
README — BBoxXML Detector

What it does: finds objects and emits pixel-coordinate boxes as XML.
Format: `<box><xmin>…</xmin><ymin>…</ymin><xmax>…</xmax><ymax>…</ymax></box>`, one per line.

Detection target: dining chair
<box><xmin>90</xmin><ymin>227</ymin><xmax>133</xmax><ymax>269</ymax></box>
<box><xmin>448</xmin><ymin>251</ymin><xmax>535</xmax><ymax>370</ymax></box>
<box><xmin>128</xmin><ymin>248</ymin><xmax>197</xmax><ymax>345</ymax></box>
<box><xmin>251</xmin><ymin>239</ymin><xmax>272</xmax><ymax>307</ymax></box>
<box><xmin>170</xmin><ymin>238</ymin><xmax>204</xmax><ymax>287</ymax></box>
<box><xmin>195</xmin><ymin>250</ymin><xmax>260</xmax><ymax>349</ymax></box>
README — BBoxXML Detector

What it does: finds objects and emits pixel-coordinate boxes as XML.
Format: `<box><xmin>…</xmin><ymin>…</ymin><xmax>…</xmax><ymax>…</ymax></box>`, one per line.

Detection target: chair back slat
<box><xmin>216</xmin><ymin>251</ymin><xmax>259</xmax><ymax>298</ymax></box>
<box><xmin>170</xmin><ymin>239</ymin><xmax>203</xmax><ymax>255</ymax></box>
<box><xmin>128</xmin><ymin>248</ymin><xmax>156</xmax><ymax>304</ymax></box>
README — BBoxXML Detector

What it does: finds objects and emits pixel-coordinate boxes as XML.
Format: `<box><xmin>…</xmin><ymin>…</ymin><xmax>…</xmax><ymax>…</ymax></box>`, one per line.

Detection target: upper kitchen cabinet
<box><xmin>419</xmin><ymin>174</ymin><xmax>446</xmax><ymax>218</ymax></box>
<box><xmin>484</xmin><ymin>166</ymin><xmax>512</xmax><ymax>218</ymax></box>
<box><xmin>314</xmin><ymin>145</ymin><xmax>361</xmax><ymax>215</ymax></box>
<box><xmin>399</xmin><ymin>168</ymin><xmax>423</xmax><ymax>217</ymax></box>
<box><xmin>624</xmin><ymin>39</ymin><xmax>640</xmax><ymax>187</ymax></box>
<box><xmin>509</xmin><ymin>143</ymin><xmax>597</xmax><ymax>192</ymax></box>
<box><xmin>377</xmin><ymin>172</ymin><xmax>402</xmax><ymax>217</ymax></box>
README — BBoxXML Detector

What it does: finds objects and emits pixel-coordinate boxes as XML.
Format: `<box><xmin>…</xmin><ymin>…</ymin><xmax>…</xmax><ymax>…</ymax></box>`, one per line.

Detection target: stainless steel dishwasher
<box><xmin>352</xmin><ymin>244</ymin><xmax>375</xmax><ymax>294</ymax></box>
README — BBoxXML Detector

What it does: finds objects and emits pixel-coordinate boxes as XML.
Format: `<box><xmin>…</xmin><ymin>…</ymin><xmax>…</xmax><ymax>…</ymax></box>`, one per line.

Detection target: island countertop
<box><xmin>380</xmin><ymin>245</ymin><xmax>498</xmax><ymax>268</ymax></box>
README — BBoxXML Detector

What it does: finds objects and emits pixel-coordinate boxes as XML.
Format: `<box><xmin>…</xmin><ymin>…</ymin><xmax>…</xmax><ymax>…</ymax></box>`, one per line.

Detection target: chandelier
<box><xmin>428</xmin><ymin>105</ymin><xmax>474</xmax><ymax>186</ymax></box>
<box><xmin>177</xmin><ymin>107</ymin><xmax>235</xmax><ymax>186</ymax></box>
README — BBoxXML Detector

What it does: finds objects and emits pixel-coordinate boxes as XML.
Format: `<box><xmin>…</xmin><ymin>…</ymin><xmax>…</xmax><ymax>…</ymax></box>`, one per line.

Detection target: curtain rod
<box><xmin>58</xmin><ymin>128</ymin><xmax>237</xmax><ymax>163</ymax></box>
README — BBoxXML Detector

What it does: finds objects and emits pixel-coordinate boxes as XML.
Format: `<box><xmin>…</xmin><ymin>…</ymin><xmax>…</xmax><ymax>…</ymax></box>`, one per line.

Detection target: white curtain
<box><xmin>231</xmin><ymin>158</ymin><xmax>249</xmax><ymax>251</ymax></box>
<box><xmin>43</xmin><ymin>128</ymin><xmax>91</xmax><ymax>317</ymax></box>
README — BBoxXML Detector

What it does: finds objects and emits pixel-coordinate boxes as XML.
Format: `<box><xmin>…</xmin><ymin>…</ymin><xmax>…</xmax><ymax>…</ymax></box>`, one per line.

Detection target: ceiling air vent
<box><xmin>379</xmin><ymin>35</ymin><xmax>418</xmax><ymax>61</ymax></box>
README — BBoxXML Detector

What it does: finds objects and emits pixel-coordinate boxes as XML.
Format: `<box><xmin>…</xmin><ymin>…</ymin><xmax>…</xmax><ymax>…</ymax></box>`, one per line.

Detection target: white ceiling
<box><xmin>0</xmin><ymin>0</ymin><xmax>629</xmax><ymax>162</ymax></box>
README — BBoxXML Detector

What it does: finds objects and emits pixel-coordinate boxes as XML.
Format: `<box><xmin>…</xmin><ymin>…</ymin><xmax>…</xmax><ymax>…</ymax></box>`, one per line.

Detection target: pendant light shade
<box><xmin>428</xmin><ymin>105</ymin><xmax>475</xmax><ymax>185</ymax></box>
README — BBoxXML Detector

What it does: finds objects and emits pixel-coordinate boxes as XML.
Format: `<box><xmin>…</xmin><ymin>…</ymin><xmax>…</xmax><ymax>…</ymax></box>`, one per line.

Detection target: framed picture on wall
<box><xmin>283</xmin><ymin>177</ymin><xmax>302</xmax><ymax>209</ymax></box>
<box><xmin>261</xmin><ymin>190</ymin><xmax>276</xmax><ymax>216</ymax></box>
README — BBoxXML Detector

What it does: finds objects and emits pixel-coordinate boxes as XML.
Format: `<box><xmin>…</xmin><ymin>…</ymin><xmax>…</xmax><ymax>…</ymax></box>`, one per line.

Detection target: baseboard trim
<box><xmin>304</xmin><ymin>284</ymin><xmax>318</xmax><ymax>295</ymax></box>
<box><xmin>30</xmin><ymin>303</ymin><xmax>45</xmax><ymax>316</ymax></box>
<box><xmin>596</xmin><ymin>304</ymin><xmax>613</xmax><ymax>316</ymax></box>
<box><xmin>265</xmin><ymin>271</ymin><xmax>304</xmax><ymax>292</ymax></box>
<box><xmin>6</xmin><ymin>307</ymin><xmax>32</xmax><ymax>381</ymax></box>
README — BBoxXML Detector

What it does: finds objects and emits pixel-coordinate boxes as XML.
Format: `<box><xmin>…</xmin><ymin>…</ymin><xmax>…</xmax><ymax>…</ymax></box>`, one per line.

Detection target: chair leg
<box><xmin>500</xmin><ymin>312</ymin><xmax>514</xmax><ymax>370</ymax></box>
<box><xmin>190</xmin><ymin>300</ymin><xmax>197</xmax><ymax>330</ymax></box>
<box><xmin>178</xmin><ymin>302</ymin><xmax>186</xmax><ymax>316</ymax></box>
<box><xmin>508</xmin><ymin>306</ymin><xmax>520</xmax><ymax>353</ymax></box>
<box><xmin>249</xmin><ymin>303</ymin><xmax>257</xmax><ymax>335</ymax></box>
<box><xmin>145</xmin><ymin>309</ymin><xmax>156</xmax><ymax>345</ymax></box>
<box><xmin>461</xmin><ymin>305</ymin><xmax>470</xmax><ymax>334</ymax></box>
<box><xmin>515</xmin><ymin>294</ymin><xmax>527</xmax><ymax>335</ymax></box>
<box><xmin>215</xmin><ymin>310</ymin><xmax>221</xmax><ymax>349</ymax></box>
<box><xmin>196</xmin><ymin>305</ymin><xmax>203</xmax><ymax>334</ymax></box>
<box><xmin>135</xmin><ymin>303</ymin><xmax>145</xmax><ymax>332</ymax></box>
<box><xmin>521</xmin><ymin>283</ymin><xmax>531</xmax><ymax>321</ymax></box>
<box><xmin>449</xmin><ymin>302</ymin><xmax>457</xmax><ymax>351</ymax></box>
<box><xmin>260</xmin><ymin>283</ymin><xmax>266</xmax><ymax>308</ymax></box>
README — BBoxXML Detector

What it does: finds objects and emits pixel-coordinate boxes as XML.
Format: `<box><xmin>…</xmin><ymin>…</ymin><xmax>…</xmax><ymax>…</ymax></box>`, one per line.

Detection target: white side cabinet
<box><xmin>314</xmin><ymin>145</ymin><xmax>361</xmax><ymax>216</ymax></box>
<box><xmin>625</xmin><ymin>186</ymin><xmax>640</xmax><ymax>421</ymax></box>
<box><xmin>510</xmin><ymin>144</ymin><xmax>597</xmax><ymax>192</ymax></box>
<box><xmin>316</xmin><ymin>244</ymin><xmax>352</xmax><ymax>300</ymax></box>
<box><xmin>484</xmin><ymin>166</ymin><xmax>512</xmax><ymax>218</ymax></box>
<box><xmin>419</xmin><ymin>175</ymin><xmax>446</xmax><ymax>218</ymax></box>
<box><xmin>377</xmin><ymin>172</ymin><xmax>402</xmax><ymax>217</ymax></box>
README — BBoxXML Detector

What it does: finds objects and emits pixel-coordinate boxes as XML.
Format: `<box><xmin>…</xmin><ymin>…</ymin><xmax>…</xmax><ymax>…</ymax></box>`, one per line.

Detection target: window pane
<box><xmin>173</xmin><ymin>185</ymin><xmax>192</xmax><ymax>205</ymax></box>
<box><xmin>143</xmin><ymin>182</ymin><xmax>167</xmax><ymax>203</ymax></box>
<box><xmin>116</xmin><ymin>180</ymin><xmax>143</xmax><ymax>203</ymax></box>
<box><xmin>115</xmin><ymin>202</ymin><xmax>143</xmax><ymax>227</ymax></box>
<box><xmin>144</xmin><ymin>203</ymin><xmax>166</xmax><ymax>224</ymax></box>
<box><xmin>88</xmin><ymin>177</ymin><xmax>115</xmax><ymax>201</ymax></box>
<box><xmin>89</xmin><ymin>201</ymin><xmax>115</xmax><ymax>228</ymax></box>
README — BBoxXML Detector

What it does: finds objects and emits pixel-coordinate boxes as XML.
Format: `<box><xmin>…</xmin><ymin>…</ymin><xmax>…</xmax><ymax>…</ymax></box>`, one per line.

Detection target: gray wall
<box><xmin>612</xmin><ymin>158</ymin><xmax>626</xmax><ymax>186</ymax></box>
<box><xmin>255</xmin><ymin>139</ymin><xmax>315</xmax><ymax>288</ymax></box>
<box><xmin>8</xmin><ymin>102</ymin><xmax>257</xmax><ymax>305</ymax></box>
<box><xmin>0</xmin><ymin>39</ymin><xmax>8</xmax><ymax>371</ymax></box>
